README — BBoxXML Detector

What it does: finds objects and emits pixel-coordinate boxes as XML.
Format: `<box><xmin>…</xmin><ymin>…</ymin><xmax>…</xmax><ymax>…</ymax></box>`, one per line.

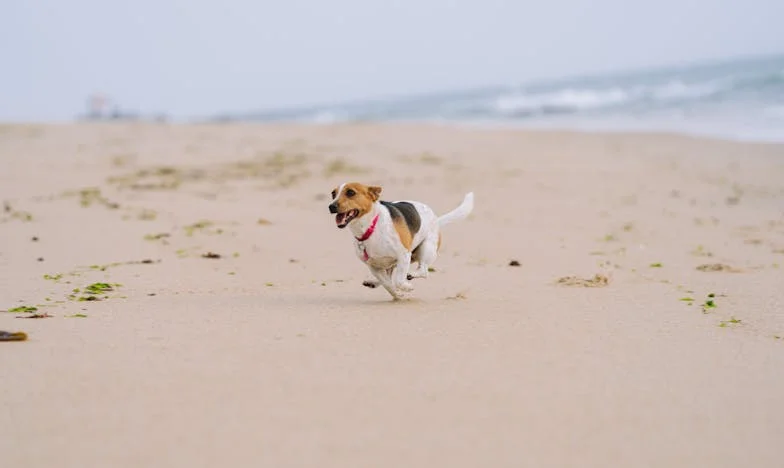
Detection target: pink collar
<box><xmin>355</xmin><ymin>214</ymin><xmax>379</xmax><ymax>242</ymax></box>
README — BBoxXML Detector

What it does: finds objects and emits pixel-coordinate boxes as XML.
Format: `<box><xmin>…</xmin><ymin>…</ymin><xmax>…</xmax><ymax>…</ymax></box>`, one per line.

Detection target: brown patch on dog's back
<box><xmin>382</xmin><ymin>201</ymin><xmax>421</xmax><ymax>235</ymax></box>
<box><xmin>381</xmin><ymin>201</ymin><xmax>421</xmax><ymax>251</ymax></box>
<box><xmin>392</xmin><ymin>216</ymin><xmax>414</xmax><ymax>250</ymax></box>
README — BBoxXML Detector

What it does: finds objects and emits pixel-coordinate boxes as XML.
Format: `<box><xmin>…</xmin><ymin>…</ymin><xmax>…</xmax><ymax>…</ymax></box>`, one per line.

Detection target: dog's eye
<box><xmin>346</xmin><ymin>189</ymin><xmax>355</xmax><ymax>197</ymax></box>
<box><xmin>331</xmin><ymin>190</ymin><xmax>337</xmax><ymax>199</ymax></box>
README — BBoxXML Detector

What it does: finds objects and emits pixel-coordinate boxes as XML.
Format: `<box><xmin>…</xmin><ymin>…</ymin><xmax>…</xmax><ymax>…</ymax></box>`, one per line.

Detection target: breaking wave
<box><xmin>221</xmin><ymin>55</ymin><xmax>784</xmax><ymax>142</ymax></box>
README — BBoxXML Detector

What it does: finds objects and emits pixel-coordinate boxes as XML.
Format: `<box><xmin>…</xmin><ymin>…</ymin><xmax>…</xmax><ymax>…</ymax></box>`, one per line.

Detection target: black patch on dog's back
<box><xmin>381</xmin><ymin>201</ymin><xmax>421</xmax><ymax>236</ymax></box>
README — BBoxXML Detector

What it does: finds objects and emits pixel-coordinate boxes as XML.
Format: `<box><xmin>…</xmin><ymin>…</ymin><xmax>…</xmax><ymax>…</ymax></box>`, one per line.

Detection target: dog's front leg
<box><xmin>368</xmin><ymin>267</ymin><xmax>401</xmax><ymax>299</ymax></box>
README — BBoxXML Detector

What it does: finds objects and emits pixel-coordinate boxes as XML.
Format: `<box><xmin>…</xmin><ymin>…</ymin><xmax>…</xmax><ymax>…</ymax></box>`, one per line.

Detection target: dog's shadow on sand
<box><xmin>296</xmin><ymin>294</ymin><xmax>427</xmax><ymax>309</ymax></box>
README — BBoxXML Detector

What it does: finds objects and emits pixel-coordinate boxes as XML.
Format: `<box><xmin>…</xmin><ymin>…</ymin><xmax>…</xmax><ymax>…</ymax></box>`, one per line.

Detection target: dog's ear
<box><xmin>367</xmin><ymin>185</ymin><xmax>382</xmax><ymax>202</ymax></box>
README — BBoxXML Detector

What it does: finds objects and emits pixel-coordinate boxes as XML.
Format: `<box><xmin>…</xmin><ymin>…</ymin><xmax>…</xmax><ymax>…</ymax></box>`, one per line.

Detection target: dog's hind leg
<box><xmin>407</xmin><ymin>232</ymin><xmax>440</xmax><ymax>280</ymax></box>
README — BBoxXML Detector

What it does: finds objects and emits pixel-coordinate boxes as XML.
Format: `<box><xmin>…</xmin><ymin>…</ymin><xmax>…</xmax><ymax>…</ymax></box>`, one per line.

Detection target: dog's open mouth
<box><xmin>335</xmin><ymin>209</ymin><xmax>359</xmax><ymax>228</ymax></box>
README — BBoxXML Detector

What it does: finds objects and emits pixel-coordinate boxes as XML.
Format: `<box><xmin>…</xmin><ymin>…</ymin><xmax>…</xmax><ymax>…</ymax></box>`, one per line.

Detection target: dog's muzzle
<box><xmin>328</xmin><ymin>203</ymin><xmax>338</xmax><ymax>214</ymax></box>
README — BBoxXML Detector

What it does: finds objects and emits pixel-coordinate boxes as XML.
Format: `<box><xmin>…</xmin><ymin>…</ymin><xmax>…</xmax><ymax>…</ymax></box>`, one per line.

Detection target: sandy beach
<box><xmin>1</xmin><ymin>123</ymin><xmax>783</xmax><ymax>467</ymax></box>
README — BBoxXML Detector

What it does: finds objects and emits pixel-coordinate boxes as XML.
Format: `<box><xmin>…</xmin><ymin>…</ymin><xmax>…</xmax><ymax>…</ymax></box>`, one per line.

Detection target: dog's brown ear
<box><xmin>367</xmin><ymin>185</ymin><xmax>382</xmax><ymax>201</ymax></box>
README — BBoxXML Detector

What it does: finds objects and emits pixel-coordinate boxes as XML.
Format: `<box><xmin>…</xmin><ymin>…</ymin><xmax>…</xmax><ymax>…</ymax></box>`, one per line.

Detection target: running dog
<box><xmin>328</xmin><ymin>182</ymin><xmax>474</xmax><ymax>299</ymax></box>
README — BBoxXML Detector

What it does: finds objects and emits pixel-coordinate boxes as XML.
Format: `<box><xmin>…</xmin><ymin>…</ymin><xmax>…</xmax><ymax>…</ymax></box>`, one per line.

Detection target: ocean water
<box><xmin>226</xmin><ymin>54</ymin><xmax>784</xmax><ymax>143</ymax></box>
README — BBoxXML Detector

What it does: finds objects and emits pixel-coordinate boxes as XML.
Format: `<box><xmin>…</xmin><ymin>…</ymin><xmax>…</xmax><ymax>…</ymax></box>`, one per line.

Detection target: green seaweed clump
<box><xmin>7</xmin><ymin>305</ymin><xmax>38</xmax><ymax>313</ymax></box>
<box><xmin>84</xmin><ymin>283</ymin><xmax>119</xmax><ymax>294</ymax></box>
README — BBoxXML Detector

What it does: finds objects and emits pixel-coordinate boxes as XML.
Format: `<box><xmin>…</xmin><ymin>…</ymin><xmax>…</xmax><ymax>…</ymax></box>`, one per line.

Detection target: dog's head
<box><xmin>328</xmin><ymin>182</ymin><xmax>382</xmax><ymax>229</ymax></box>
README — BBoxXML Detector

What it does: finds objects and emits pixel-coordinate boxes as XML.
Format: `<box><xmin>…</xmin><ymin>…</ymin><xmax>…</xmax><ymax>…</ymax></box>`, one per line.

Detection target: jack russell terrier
<box><xmin>328</xmin><ymin>182</ymin><xmax>474</xmax><ymax>299</ymax></box>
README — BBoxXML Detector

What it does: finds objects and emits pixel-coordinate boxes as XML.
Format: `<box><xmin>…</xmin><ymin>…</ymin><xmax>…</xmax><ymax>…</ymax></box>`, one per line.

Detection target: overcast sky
<box><xmin>2</xmin><ymin>0</ymin><xmax>782</xmax><ymax>121</ymax></box>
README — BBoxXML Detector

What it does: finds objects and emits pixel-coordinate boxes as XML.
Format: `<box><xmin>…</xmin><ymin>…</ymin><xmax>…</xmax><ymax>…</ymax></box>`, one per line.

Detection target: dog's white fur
<box><xmin>332</xmin><ymin>184</ymin><xmax>474</xmax><ymax>299</ymax></box>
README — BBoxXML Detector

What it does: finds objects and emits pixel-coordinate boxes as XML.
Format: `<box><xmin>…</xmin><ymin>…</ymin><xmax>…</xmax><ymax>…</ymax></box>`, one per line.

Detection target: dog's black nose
<box><xmin>328</xmin><ymin>203</ymin><xmax>338</xmax><ymax>214</ymax></box>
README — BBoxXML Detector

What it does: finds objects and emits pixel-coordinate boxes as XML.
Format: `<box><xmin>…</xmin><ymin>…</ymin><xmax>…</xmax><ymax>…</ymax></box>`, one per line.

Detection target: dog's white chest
<box><xmin>355</xmin><ymin>240</ymin><xmax>397</xmax><ymax>269</ymax></box>
<box><xmin>365</xmin><ymin>255</ymin><xmax>397</xmax><ymax>270</ymax></box>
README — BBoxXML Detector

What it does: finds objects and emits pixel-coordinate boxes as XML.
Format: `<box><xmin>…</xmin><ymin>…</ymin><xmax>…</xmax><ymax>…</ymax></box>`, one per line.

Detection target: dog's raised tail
<box><xmin>438</xmin><ymin>192</ymin><xmax>474</xmax><ymax>227</ymax></box>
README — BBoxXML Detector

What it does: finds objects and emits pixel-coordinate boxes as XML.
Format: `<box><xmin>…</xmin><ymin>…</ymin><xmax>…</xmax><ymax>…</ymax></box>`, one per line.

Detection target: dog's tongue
<box><xmin>335</xmin><ymin>212</ymin><xmax>346</xmax><ymax>226</ymax></box>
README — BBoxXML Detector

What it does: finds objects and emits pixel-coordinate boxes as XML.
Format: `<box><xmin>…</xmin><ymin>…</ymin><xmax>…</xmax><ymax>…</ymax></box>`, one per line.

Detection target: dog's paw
<box><xmin>398</xmin><ymin>280</ymin><xmax>414</xmax><ymax>292</ymax></box>
<box><xmin>391</xmin><ymin>288</ymin><xmax>413</xmax><ymax>300</ymax></box>
<box><xmin>362</xmin><ymin>280</ymin><xmax>379</xmax><ymax>289</ymax></box>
